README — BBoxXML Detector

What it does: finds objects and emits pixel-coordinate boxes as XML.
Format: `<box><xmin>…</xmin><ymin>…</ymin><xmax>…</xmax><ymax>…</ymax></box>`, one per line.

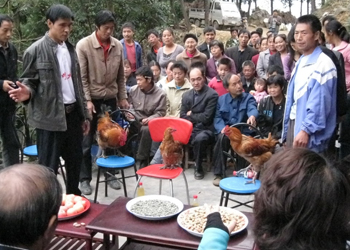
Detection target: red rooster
<box><xmin>97</xmin><ymin>112</ymin><xmax>127</xmax><ymax>158</ymax></box>
<box><xmin>223</xmin><ymin>126</ymin><xmax>278</xmax><ymax>183</ymax></box>
<box><xmin>160</xmin><ymin>127</ymin><xmax>183</xmax><ymax>169</ymax></box>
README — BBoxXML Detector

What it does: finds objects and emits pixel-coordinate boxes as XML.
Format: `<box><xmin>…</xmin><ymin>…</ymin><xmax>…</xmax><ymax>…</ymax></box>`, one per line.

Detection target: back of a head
<box><xmin>0</xmin><ymin>164</ymin><xmax>62</xmax><ymax>248</ymax></box>
<box><xmin>267</xmin><ymin>64</ymin><xmax>284</xmax><ymax>76</ymax></box>
<box><xmin>254</xmin><ymin>148</ymin><xmax>349</xmax><ymax>250</ymax></box>
<box><xmin>325</xmin><ymin>20</ymin><xmax>350</xmax><ymax>43</ymax></box>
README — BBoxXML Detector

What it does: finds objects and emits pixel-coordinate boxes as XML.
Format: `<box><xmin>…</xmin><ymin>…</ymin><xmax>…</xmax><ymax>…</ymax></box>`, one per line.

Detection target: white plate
<box><xmin>177</xmin><ymin>206</ymin><xmax>249</xmax><ymax>237</ymax></box>
<box><xmin>126</xmin><ymin>195</ymin><xmax>184</xmax><ymax>220</ymax></box>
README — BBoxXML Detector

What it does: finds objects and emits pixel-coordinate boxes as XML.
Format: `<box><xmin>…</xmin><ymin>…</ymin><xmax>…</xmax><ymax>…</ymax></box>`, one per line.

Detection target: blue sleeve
<box><xmin>246</xmin><ymin>94</ymin><xmax>259</xmax><ymax>118</ymax></box>
<box><xmin>198</xmin><ymin>228</ymin><xmax>230</xmax><ymax>250</ymax></box>
<box><xmin>214</xmin><ymin>97</ymin><xmax>226</xmax><ymax>134</ymax></box>
<box><xmin>137</xmin><ymin>43</ymin><xmax>143</xmax><ymax>67</ymax></box>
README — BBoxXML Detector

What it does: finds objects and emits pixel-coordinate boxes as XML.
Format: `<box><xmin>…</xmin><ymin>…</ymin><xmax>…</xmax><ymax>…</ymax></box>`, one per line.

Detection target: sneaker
<box><xmin>80</xmin><ymin>180</ymin><xmax>92</xmax><ymax>195</ymax></box>
<box><xmin>212</xmin><ymin>175</ymin><xmax>222</xmax><ymax>186</ymax></box>
<box><xmin>107</xmin><ymin>176</ymin><xmax>121</xmax><ymax>190</ymax></box>
<box><xmin>194</xmin><ymin>170</ymin><xmax>204</xmax><ymax>180</ymax></box>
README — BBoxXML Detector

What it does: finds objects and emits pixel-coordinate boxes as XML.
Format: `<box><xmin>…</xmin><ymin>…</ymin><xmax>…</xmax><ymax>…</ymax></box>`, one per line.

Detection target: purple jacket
<box><xmin>206</xmin><ymin>55</ymin><xmax>237</xmax><ymax>79</ymax></box>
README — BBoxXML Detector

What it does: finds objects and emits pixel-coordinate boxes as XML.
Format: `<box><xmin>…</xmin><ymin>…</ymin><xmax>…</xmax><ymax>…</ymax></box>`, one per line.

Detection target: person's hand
<box><xmin>187</xmin><ymin>110</ymin><xmax>192</xmax><ymax>116</ymax></box>
<box><xmin>87</xmin><ymin>101</ymin><xmax>96</xmax><ymax>118</ymax></box>
<box><xmin>141</xmin><ymin>118</ymin><xmax>150</xmax><ymax>125</ymax></box>
<box><xmin>221</xmin><ymin>127</ymin><xmax>226</xmax><ymax>134</ymax></box>
<box><xmin>247</xmin><ymin>116</ymin><xmax>256</xmax><ymax>127</ymax></box>
<box><xmin>2</xmin><ymin>80</ymin><xmax>16</xmax><ymax>92</ymax></box>
<box><xmin>8</xmin><ymin>82</ymin><xmax>30</xmax><ymax>102</ymax></box>
<box><xmin>119</xmin><ymin>99</ymin><xmax>129</xmax><ymax>109</ymax></box>
<box><xmin>293</xmin><ymin>130</ymin><xmax>309</xmax><ymax>148</ymax></box>
<box><xmin>125</xmin><ymin>112</ymin><xmax>135</xmax><ymax>121</ymax></box>
<box><xmin>226</xmin><ymin>218</ymin><xmax>237</xmax><ymax>234</ymax></box>
<box><xmin>82</xmin><ymin>120</ymin><xmax>90</xmax><ymax>136</ymax></box>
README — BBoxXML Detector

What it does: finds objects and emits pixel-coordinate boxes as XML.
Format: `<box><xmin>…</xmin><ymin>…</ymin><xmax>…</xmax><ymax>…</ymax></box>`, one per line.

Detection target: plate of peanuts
<box><xmin>177</xmin><ymin>205</ymin><xmax>248</xmax><ymax>237</ymax></box>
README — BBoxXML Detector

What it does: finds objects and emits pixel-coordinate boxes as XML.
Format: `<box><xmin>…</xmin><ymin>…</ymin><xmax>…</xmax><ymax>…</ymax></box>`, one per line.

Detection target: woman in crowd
<box><xmin>251</xmin><ymin>37</ymin><xmax>267</xmax><ymax>68</ymax></box>
<box><xmin>254</xmin><ymin>148</ymin><xmax>350</xmax><ymax>250</ymax></box>
<box><xmin>206</xmin><ymin>40</ymin><xmax>236</xmax><ymax>79</ymax></box>
<box><xmin>286</xmin><ymin>25</ymin><xmax>300</xmax><ymax>77</ymax></box>
<box><xmin>157</xmin><ymin>28</ymin><xmax>184</xmax><ymax>76</ymax></box>
<box><xmin>176</xmin><ymin>33</ymin><xmax>207</xmax><ymax>71</ymax></box>
<box><xmin>124</xmin><ymin>59</ymin><xmax>136</xmax><ymax>93</ymax></box>
<box><xmin>157</xmin><ymin>60</ymin><xmax>175</xmax><ymax>89</ymax></box>
<box><xmin>257</xmin><ymin>74</ymin><xmax>286</xmax><ymax>139</ymax></box>
<box><xmin>268</xmin><ymin>34</ymin><xmax>292</xmax><ymax>81</ymax></box>
<box><xmin>257</xmin><ymin>34</ymin><xmax>276</xmax><ymax>79</ymax></box>
<box><xmin>149</xmin><ymin>60</ymin><xmax>164</xmax><ymax>84</ymax></box>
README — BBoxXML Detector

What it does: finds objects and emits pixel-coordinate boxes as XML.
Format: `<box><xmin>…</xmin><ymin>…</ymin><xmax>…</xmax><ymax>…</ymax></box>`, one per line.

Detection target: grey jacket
<box><xmin>256</xmin><ymin>49</ymin><xmax>272</xmax><ymax>79</ymax></box>
<box><xmin>21</xmin><ymin>33</ymin><xmax>89</xmax><ymax>131</ymax></box>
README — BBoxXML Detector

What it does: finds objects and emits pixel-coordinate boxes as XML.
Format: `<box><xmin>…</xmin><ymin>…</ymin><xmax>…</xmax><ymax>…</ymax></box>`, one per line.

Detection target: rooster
<box><xmin>223</xmin><ymin>126</ymin><xmax>278</xmax><ymax>183</ymax></box>
<box><xmin>96</xmin><ymin>112</ymin><xmax>127</xmax><ymax>158</ymax></box>
<box><xmin>159</xmin><ymin>127</ymin><xmax>183</xmax><ymax>169</ymax></box>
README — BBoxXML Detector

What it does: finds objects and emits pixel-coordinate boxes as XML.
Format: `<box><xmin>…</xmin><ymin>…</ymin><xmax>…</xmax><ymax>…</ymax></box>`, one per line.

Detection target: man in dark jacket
<box><xmin>225</xmin><ymin>30</ymin><xmax>258</xmax><ymax>73</ymax></box>
<box><xmin>9</xmin><ymin>5</ymin><xmax>90</xmax><ymax>195</ymax></box>
<box><xmin>146</xmin><ymin>29</ymin><xmax>163</xmax><ymax>64</ymax></box>
<box><xmin>197</xmin><ymin>26</ymin><xmax>216</xmax><ymax>59</ymax></box>
<box><xmin>0</xmin><ymin>14</ymin><xmax>20</xmax><ymax>167</ymax></box>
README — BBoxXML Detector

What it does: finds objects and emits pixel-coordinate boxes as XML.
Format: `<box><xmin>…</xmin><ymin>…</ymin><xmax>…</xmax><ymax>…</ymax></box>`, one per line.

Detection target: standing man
<box><xmin>268</xmin><ymin>10</ymin><xmax>282</xmax><ymax>34</ymax></box>
<box><xmin>0</xmin><ymin>15</ymin><xmax>20</xmax><ymax>168</ymax></box>
<box><xmin>225</xmin><ymin>28</ymin><xmax>239</xmax><ymax>49</ymax></box>
<box><xmin>9</xmin><ymin>4</ymin><xmax>90</xmax><ymax>195</ymax></box>
<box><xmin>121</xmin><ymin>22</ymin><xmax>142</xmax><ymax>73</ymax></box>
<box><xmin>76</xmin><ymin>10</ymin><xmax>128</xmax><ymax>195</ymax></box>
<box><xmin>146</xmin><ymin>29</ymin><xmax>163</xmax><ymax>64</ymax></box>
<box><xmin>197</xmin><ymin>26</ymin><xmax>216</xmax><ymax>59</ymax></box>
<box><xmin>225</xmin><ymin>30</ymin><xmax>258</xmax><ymax>73</ymax></box>
<box><xmin>282</xmin><ymin>15</ymin><xmax>338</xmax><ymax>153</ymax></box>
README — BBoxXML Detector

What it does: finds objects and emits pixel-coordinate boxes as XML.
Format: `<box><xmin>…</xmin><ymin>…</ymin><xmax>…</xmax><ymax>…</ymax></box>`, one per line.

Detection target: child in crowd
<box><xmin>250</xmin><ymin>78</ymin><xmax>267</xmax><ymax>103</ymax></box>
<box><xmin>208</xmin><ymin>57</ymin><xmax>231</xmax><ymax>96</ymax></box>
<box><xmin>149</xmin><ymin>60</ymin><xmax>164</xmax><ymax>84</ymax></box>
<box><xmin>124</xmin><ymin>59</ymin><xmax>136</xmax><ymax>93</ymax></box>
<box><xmin>157</xmin><ymin>60</ymin><xmax>175</xmax><ymax>89</ymax></box>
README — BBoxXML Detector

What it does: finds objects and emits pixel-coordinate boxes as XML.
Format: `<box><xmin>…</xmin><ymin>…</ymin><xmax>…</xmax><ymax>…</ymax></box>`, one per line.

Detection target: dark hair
<box><xmin>162</xmin><ymin>27</ymin><xmax>174</xmax><ymax>37</ymax></box>
<box><xmin>121</xmin><ymin>22</ymin><xmax>135</xmax><ymax>32</ymax></box>
<box><xmin>183</xmin><ymin>33</ymin><xmax>198</xmax><ymax>43</ymax></box>
<box><xmin>171</xmin><ymin>61</ymin><xmax>188</xmax><ymax>75</ymax></box>
<box><xmin>287</xmin><ymin>24</ymin><xmax>296</xmax><ymax>68</ymax></box>
<box><xmin>251</xmin><ymin>31</ymin><xmax>260</xmax><ymax>37</ymax></box>
<box><xmin>135</xmin><ymin>66</ymin><xmax>154</xmax><ymax>83</ymax></box>
<box><xmin>123</xmin><ymin>59</ymin><xmax>131</xmax><ymax>67</ymax></box>
<box><xmin>322</xmin><ymin>15</ymin><xmax>337</xmax><ymax>27</ymax></box>
<box><xmin>256</xmin><ymin>27</ymin><xmax>263</xmax><ymax>36</ymax></box>
<box><xmin>223</xmin><ymin>72</ymin><xmax>237</xmax><ymax>88</ymax></box>
<box><xmin>94</xmin><ymin>10</ymin><xmax>115</xmax><ymax>28</ymax></box>
<box><xmin>267</xmin><ymin>64</ymin><xmax>284</xmax><ymax>76</ymax></box>
<box><xmin>238</xmin><ymin>29</ymin><xmax>251</xmax><ymax>39</ymax></box>
<box><xmin>146</xmin><ymin>29</ymin><xmax>159</xmax><ymax>38</ymax></box>
<box><xmin>255</xmin><ymin>78</ymin><xmax>267</xmax><ymax>91</ymax></box>
<box><xmin>230</xmin><ymin>28</ymin><xmax>238</xmax><ymax>33</ymax></box>
<box><xmin>319</xmin><ymin>31</ymin><xmax>326</xmax><ymax>46</ymax></box>
<box><xmin>254</xmin><ymin>148</ymin><xmax>350</xmax><ymax>250</ymax></box>
<box><xmin>242</xmin><ymin>60</ymin><xmax>255</xmax><ymax>69</ymax></box>
<box><xmin>296</xmin><ymin>14</ymin><xmax>322</xmax><ymax>34</ymax></box>
<box><xmin>165</xmin><ymin>59</ymin><xmax>176</xmax><ymax>70</ymax></box>
<box><xmin>274</xmin><ymin>34</ymin><xmax>287</xmax><ymax>43</ymax></box>
<box><xmin>266</xmin><ymin>74</ymin><xmax>285</xmax><ymax>89</ymax></box>
<box><xmin>149</xmin><ymin>60</ymin><xmax>161</xmax><ymax>70</ymax></box>
<box><xmin>0</xmin><ymin>164</ymin><xmax>62</xmax><ymax>247</ymax></box>
<box><xmin>267</xmin><ymin>33</ymin><xmax>277</xmax><ymax>42</ymax></box>
<box><xmin>190</xmin><ymin>62</ymin><xmax>206</xmax><ymax>78</ymax></box>
<box><xmin>46</xmin><ymin>4</ymin><xmax>74</xmax><ymax>23</ymax></box>
<box><xmin>203</xmin><ymin>26</ymin><xmax>216</xmax><ymax>35</ymax></box>
<box><xmin>209</xmin><ymin>40</ymin><xmax>224</xmax><ymax>55</ymax></box>
<box><xmin>325</xmin><ymin>20</ymin><xmax>350</xmax><ymax>43</ymax></box>
<box><xmin>217</xmin><ymin>57</ymin><xmax>232</xmax><ymax>68</ymax></box>
<box><xmin>0</xmin><ymin>14</ymin><xmax>13</xmax><ymax>27</ymax></box>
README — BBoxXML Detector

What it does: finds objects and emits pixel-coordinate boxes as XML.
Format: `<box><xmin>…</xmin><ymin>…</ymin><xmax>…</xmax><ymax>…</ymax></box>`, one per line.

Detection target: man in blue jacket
<box><xmin>212</xmin><ymin>73</ymin><xmax>258</xmax><ymax>186</ymax></box>
<box><xmin>120</xmin><ymin>22</ymin><xmax>142</xmax><ymax>73</ymax></box>
<box><xmin>282</xmin><ymin>15</ymin><xmax>337</xmax><ymax>153</ymax></box>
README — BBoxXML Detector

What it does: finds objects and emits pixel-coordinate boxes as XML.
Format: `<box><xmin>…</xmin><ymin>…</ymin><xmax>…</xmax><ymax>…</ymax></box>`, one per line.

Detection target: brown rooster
<box><xmin>160</xmin><ymin>127</ymin><xmax>183</xmax><ymax>169</ymax></box>
<box><xmin>223</xmin><ymin>126</ymin><xmax>278</xmax><ymax>183</ymax></box>
<box><xmin>97</xmin><ymin>112</ymin><xmax>127</xmax><ymax>158</ymax></box>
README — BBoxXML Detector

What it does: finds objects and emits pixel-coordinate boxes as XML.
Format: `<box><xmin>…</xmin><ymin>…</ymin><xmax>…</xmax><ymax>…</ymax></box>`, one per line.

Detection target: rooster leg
<box><xmin>159</xmin><ymin>164</ymin><xmax>170</xmax><ymax>169</ymax></box>
<box><xmin>101</xmin><ymin>149</ymin><xmax>107</xmax><ymax>159</ymax></box>
<box><xmin>116</xmin><ymin>149</ymin><xmax>125</xmax><ymax>157</ymax></box>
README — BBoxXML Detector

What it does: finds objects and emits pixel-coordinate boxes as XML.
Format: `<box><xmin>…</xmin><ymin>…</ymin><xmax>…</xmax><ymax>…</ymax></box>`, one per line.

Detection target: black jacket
<box><xmin>180</xmin><ymin>84</ymin><xmax>218</xmax><ymax>131</ymax></box>
<box><xmin>268</xmin><ymin>52</ymin><xmax>283</xmax><ymax>71</ymax></box>
<box><xmin>240</xmin><ymin>75</ymin><xmax>256</xmax><ymax>93</ymax></box>
<box><xmin>0</xmin><ymin>42</ymin><xmax>17</xmax><ymax>110</ymax></box>
<box><xmin>225</xmin><ymin>46</ymin><xmax>258</xmax><ymax>73</ymax></box>
<box><xmin>197</xmin><ymin>42</ymin><xmax>210</xmax><ymax>59</ymax></box>
<box><xmin>146</xmin><ymin>49</ymin><xmax>157</xmax><ymax>64</ymax></box>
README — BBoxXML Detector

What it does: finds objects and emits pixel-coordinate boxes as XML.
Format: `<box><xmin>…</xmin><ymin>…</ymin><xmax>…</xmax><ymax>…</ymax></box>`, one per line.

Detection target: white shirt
<box><xmin>56</xmin><ymin>42</ymin><xmax>76</xmax><ymax>104</ymax></box>
<box><xmin>290</xmin><ymin>54</ymin><xmax>310</xmax><ymax>120</ymax></box>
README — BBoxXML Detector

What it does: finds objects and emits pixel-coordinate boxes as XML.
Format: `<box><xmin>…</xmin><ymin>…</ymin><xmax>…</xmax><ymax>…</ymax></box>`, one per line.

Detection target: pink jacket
<box><xmin>334</xmin><ymin>41</ymin><xmax>350</xmax><ymax>91</ymax></box>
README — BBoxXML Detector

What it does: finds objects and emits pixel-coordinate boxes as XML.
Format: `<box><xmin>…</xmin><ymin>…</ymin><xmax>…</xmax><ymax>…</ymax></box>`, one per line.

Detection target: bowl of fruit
<box><xmin>58</xmin><ymin>194</ymin><xmax>90</xmax><ymax>221</ymax></box>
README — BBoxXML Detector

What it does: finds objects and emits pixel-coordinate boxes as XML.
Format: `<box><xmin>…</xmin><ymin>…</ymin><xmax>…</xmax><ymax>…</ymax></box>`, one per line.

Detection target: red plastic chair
<box><xmin>133</xmin><ymin>117</ymin><xmax>193</xmax><ymax>204</ymax></box>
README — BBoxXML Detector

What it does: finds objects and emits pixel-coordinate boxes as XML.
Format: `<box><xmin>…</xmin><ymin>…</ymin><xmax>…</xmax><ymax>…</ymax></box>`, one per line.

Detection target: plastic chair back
<box><xmin>148</xmin><ymin>117</ymin><xmax>193</xmax><ymax>144</ymax></box>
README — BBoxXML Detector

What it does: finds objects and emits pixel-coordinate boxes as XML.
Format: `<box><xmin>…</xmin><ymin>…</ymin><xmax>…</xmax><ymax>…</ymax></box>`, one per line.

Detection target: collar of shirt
<box><xmin>95</xmin><ymin>31</ymin><xmax>111</xmax><ymax>60</ymax></box>
<box><xmin>0</xmin><ymin>43</ymin><xmax>8</xmax><ymax>49</ymax></box>
<box><xmin>228</xmin><ymin>93</ymin><xmax>243</xmax><ymax>104</ymax></box>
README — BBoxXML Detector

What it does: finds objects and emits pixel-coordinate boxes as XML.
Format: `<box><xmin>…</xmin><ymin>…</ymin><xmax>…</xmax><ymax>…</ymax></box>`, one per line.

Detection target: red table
<box><xmin>54</xmin><ymin>203</ymin><xmax>107</xmax><ymax>250</ymax></box>
<box><xmin>87</xmin><ymin>197</ymin><xmax>256</xmax><ymax>250</ymax></box>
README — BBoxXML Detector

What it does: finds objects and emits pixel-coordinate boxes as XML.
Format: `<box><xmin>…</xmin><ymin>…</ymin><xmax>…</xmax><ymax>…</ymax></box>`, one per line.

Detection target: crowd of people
<box><xmin>1</xmin><ymin>3</ymin><xmax>350</xmax><ymax>250</ymax></box>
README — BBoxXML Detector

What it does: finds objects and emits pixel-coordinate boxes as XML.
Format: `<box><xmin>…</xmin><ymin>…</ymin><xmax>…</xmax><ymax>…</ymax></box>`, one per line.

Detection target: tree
<box><xmin>281</xmin><ymin>0</ymin><xmax>293</xmax><ymax>13</ymax></box>
<box><xmin>300</xmin><ymin>0</ymin><xmax>303</xmax><ymax>16</ymax></box>
<box><xmin>180</xmin><ymin>0</ymin><xmax>191</xmax><ymax>30</ymax></box>
<box><xmin>204</xmin><ymin>0</ymin><xmax>209</xmax><ymax>26</ymax></box>
<box><xmin>310</xmin><ymin>0</ymin><xmax>316</xmax><ymax>13</ymax></box>
<box><xmin>247</xmin><ymin>0</ymin><xmax>252</xmax><ymax>18</ymax></box>
<box><xmin>270</xmin><ymin>0</ymin><xmax>274</xmax><ymax>15</ymax></box>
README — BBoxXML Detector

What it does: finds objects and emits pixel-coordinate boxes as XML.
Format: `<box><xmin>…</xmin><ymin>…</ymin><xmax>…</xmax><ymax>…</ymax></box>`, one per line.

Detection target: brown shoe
<box><xmin>212</xmin><ymin>175</ymin><xmax>222</xmax><ymax>186</ymax></box>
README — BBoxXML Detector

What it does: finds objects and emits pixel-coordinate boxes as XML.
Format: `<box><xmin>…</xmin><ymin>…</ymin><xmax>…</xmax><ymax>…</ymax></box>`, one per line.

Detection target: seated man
<box><xmin>240</xmin><ymin>60</ymin><xmax>257</xmax><ymax>93</ymax></box>
<box><xmin>212</xmin><ymin>73</ymin><xmax>258</xmax><ymax>186</ymax></box>
<box><xmin>129</xmin><ymin>66</ymin><xmax>166</xmax><ymax>169</ymax></box>
<box><xmin>0</xmin><ymin>163</ymin><xmax>62</xmax><ymax>250</ymax></box>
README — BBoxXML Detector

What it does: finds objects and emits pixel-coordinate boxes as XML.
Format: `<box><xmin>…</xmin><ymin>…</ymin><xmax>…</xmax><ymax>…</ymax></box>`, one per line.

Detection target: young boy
<box><xmin>120</xmin><ymin>22</ymin><xmax>142</xmax><ymax>72</ymax></box>
<box><xmin>208</xmin><ymin>58</ymin><xmax>231</xmax><ymax>96</ymax></box>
